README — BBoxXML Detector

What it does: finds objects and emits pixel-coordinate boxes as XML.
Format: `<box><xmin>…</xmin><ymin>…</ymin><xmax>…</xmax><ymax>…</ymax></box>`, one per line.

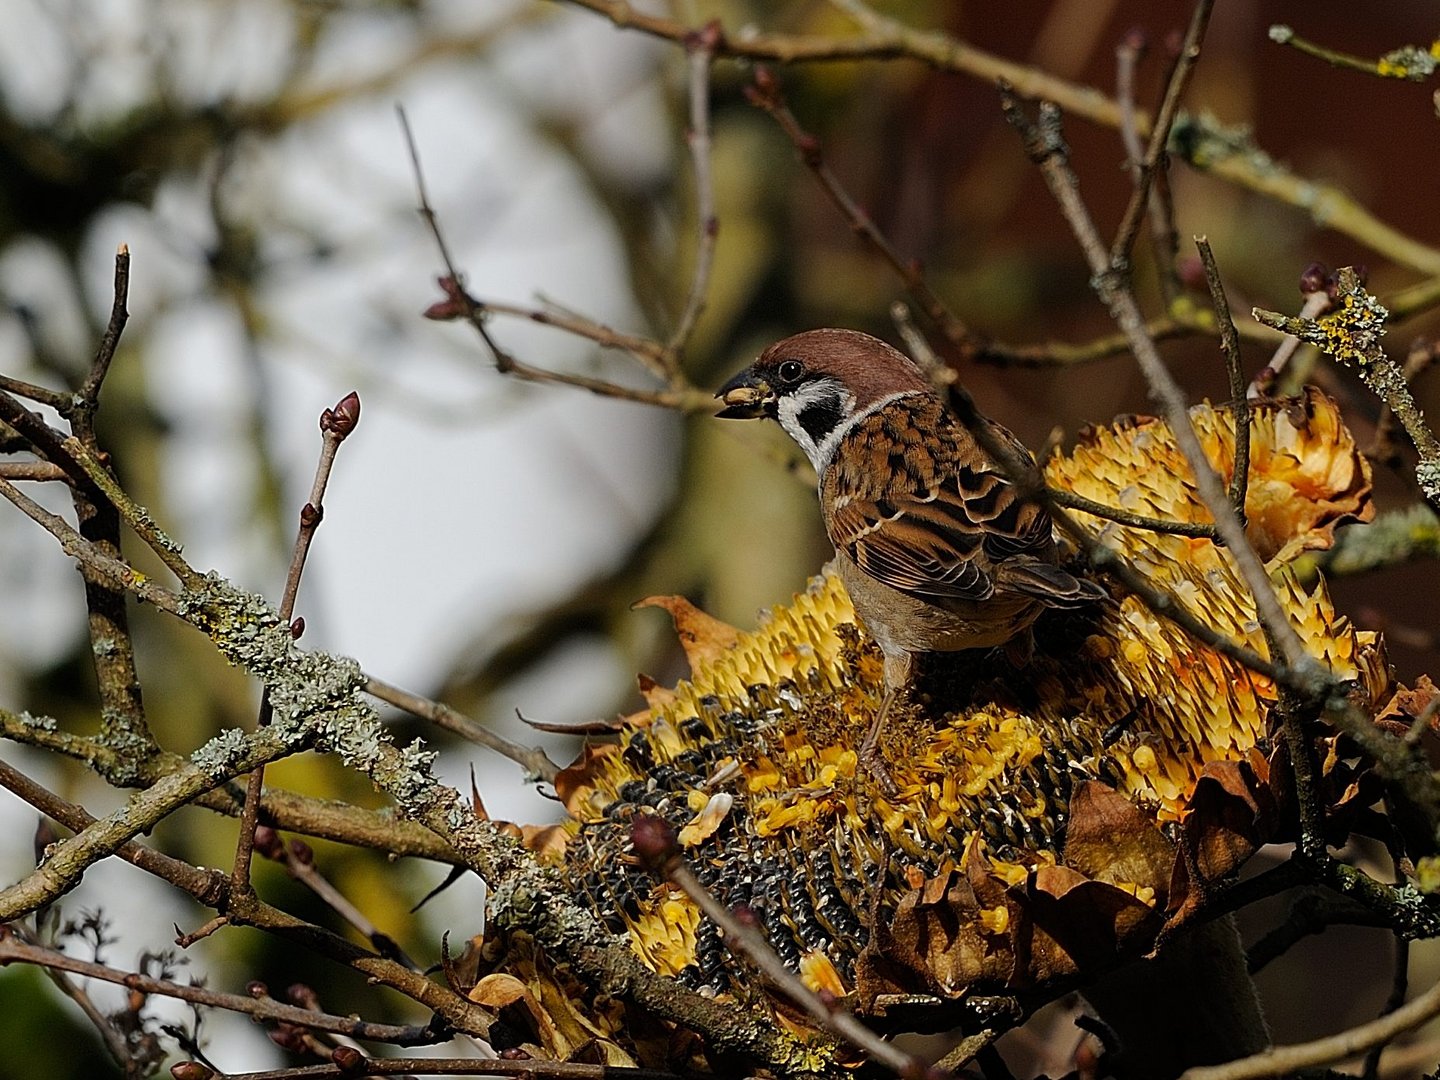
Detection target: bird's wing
<box><xmin>824</xmin><ymin>401</ymin><xmax>1056</xmax><ymax>603</ymax></box>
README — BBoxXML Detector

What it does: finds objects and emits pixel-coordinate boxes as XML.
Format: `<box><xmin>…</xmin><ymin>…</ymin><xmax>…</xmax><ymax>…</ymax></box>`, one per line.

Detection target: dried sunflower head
<box><xmin>491</xmin><ymin>390</ymin><xmax>1394</xmax><ymax>1035</ymax></box>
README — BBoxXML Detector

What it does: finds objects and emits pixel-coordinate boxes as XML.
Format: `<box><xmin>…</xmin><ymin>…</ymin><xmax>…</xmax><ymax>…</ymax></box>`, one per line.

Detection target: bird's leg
<box><xmin>859</xmin><ymin>651</ymin><xmax>912</xmax><ymax>797</ymax></box>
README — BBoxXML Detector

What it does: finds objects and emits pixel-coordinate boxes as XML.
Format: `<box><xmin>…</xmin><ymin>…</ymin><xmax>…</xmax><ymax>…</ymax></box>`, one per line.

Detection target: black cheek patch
<box><xmin>797</xmin><ymin>398</ymin><xmax>845</xmax><ymax>444</ymax></box>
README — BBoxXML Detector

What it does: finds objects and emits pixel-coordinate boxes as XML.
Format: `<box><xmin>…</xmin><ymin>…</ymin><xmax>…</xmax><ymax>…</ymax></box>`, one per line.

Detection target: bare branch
<box><xmin>0</xmin><ymin>933</ymin><xmax>438</xmax><ymax>1047</ymax></box>
<box><xmin>1180</xmin><ymin>975</ymin><xmax>1440</xmax><ymax>1080</ymax></box>
<box><xmin>232</xmin><ymin>391</ymin><xmax>362</xmax><ymax>903</ymax></box>
<box><xmin>746</xmin><ymin>67</ymin><xmax>974</xmax><ymax>352</ymax></box>
<box><xmin>1255</xmin><ymin>268</ymin><xmax>1440</xmax><ymax>509</ymax></box>
<box><xmin>1000</xmin><ymin>90</ymin><xmax>1325</xmax><ymax>694</ymax></box>
<box><xmin>664</xmin><ymin>23</ymin><xmax>719</xmax><ymax>363</ymax></box>
<box><xmin>364</xmin><ymin>675</ymin><xmax>561</xmax><ymax>783</ymax></box>
<box><xmin>1109</xmin><ymin>0</ymin><xmax>1214</xmax><ymax>271</ymax></box>
<box><xmin>1194</xmin><ymin>238</ymin><xmax>1250</xmax><ymax>517</ymax></box>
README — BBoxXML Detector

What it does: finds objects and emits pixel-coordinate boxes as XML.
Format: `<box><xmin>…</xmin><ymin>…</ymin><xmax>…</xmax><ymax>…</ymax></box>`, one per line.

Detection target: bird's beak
<box><xmin>714</xmin><ymin>367</ymin><xmax>775</xmax><ymax>419</ymax></box>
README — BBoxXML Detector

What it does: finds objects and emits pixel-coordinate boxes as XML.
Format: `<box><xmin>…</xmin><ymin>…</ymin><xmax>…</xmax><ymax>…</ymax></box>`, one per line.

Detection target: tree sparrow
<box><xmin>716</xmin><ymin>328</ymin><xmax>1105</xmax><ymax>791</ymax></box>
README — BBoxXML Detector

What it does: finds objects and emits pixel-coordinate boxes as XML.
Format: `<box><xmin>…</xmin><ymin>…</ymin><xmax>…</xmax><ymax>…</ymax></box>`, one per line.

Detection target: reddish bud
<box><xmin>1120</xmin><ymin>26</ymin><xmax>1148</xmax><ymax>54</ymax></box>
<box><xmin>289</xmin><ymin>617</ymin><xmax>305</xmax><ymax>640</ymax></box>
<box><xmin>299</xmin><ymin>503</ymin><xmax>322</xmax><ymax>528</ymax></box>
<box><xmin>816</xmin><ymin>988</ymin><xmax>838</xmax><ymax>1010</ymax></box>
<box><xmin>731</xmin><ymin>904</ymin><xmax>760</xmax><ymax>928</ymax></box>
<box><xmin>752</xmin><ymin>66</ymin><xmax>777</xmax><ymax>95</ymax></box>
<box><xmin>287</xmin><ymin>983</ymin><xmax>320</xmax><ymax>1009</ymax></box>
<box><xmin>1299</xmin><ymin>261</ymin><xmax>1328</xmax><ymax>295</ymax></box>
<box><xmin>630</xmin><ymin>814</ymin><xmax>679</xmax><ymax>874</ymax></box>
<box><xmin>246</xmin><ymin>980</ymin><xmax>269</xmax><ymax>998</ymax></box>
<box><xmin>686</xmin><ymin>18</ymin><xmax>724</xmax><ymax>52</ymax></box>
<box><xmin>796</xmin><ymin>133</ymin><xmax>822</xmax><ymax>166</ymax></box>
<box><xmin>268</xmin><ymin>1025</ymin><xmax>304</xmax><ymax>1051</ymax></box>
<box><xmin>252</xmin><ymin>825</ymin><xmax>284</xmax><ymax>860</ymax></box>
<box><xmin>171</xmin><ymin>1064</ymin><xmax>215</xmax><ymax>1080</ymax></box>
<box><xmin>1164</xmin><ymin>28</ymin><xmax>1184</xmax><ymax>56</ymax></box>
<box><xmin>425</xmin><ymin>275</ymin><xmax>472</xmax><ymax>320</ymax></box>
<box><xmin>332</xmin><ymin>1046</ymin><xmax>366</xmax><ymax>1074</ymax></box>
<box><xmin>423</xmin><ymin>296</ymin><xmax>469</xmax><ymax>321</ymax></box>
<box><xmin>1175</xmin><ymin>254</ymin><xmax>1206</xmax><ymax>291</ymax></box>
<box><xmin>288</xmin><ymin>838</ymin><xmax>314</xmax><ymax>866</ymax></box>
<box><xmin>500</xmin><ymin>1048</ymin><xmax>532</xmax><ymax>1060</ymax></box>
<box><xmin>322</xmin><ymin>391</ymin><xmax>361</xmax><ymax>438</ymax></box>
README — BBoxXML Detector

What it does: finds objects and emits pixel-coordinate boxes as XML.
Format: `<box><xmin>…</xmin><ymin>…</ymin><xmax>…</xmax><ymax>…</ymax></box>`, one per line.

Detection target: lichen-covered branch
<box><xmin>1254</xmin><ymin>268</ymin><xmax>1440</xmax><ymax>508</ymax></box>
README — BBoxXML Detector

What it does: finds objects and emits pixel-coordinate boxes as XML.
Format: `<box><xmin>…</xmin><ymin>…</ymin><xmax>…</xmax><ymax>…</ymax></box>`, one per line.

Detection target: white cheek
<box><xmin>776</xmin><ymin>397</ymin><xmax>825</xmax><ymax>471</ymax></box>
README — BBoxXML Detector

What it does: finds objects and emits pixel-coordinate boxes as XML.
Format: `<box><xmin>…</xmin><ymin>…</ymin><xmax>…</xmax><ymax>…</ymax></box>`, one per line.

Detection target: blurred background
<box><xmin>0</xmin><ymin>0</ymin><xmax>1438</xmax><ymax>1075</ymax></box>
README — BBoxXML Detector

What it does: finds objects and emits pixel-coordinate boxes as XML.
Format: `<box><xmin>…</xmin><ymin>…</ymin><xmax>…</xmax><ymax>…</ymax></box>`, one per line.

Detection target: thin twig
<box><xmin>563</xmin><ymin>0</ymin><xmax>1440</xmax><ymax>276</ymax></box>
<box><xmin>257</xmin><ymin>832</ymin><xmax>419</xmax><ymax>969</ymax></box>
<box><xmin>0</xmin><ymin>373</ymin><xmax>69</xmax><ymax>411</ymax></box>
<box><xmin>0</xmin><ymin>934</ymin><xmax>437</xmax><ymax>1046</ymax></box>
<box><xmin>1363</xmin><ymin>934</ymin><xmax>1411</xmax><ymax>1079</ymax></box>
<box><xmin>1114</xmin><ymin>28</ymin><xmax>1180</xmax><ymax>304</ymax></box>
<box><xmin>1249</xmin><ymin>274</ymin><xmax>1332</xmax><ymax>400</ymax></box>
<box><xmin>943</xmin><ymin>380</ymin><xmax>1281</xmax><ymax>682</ymax></box>
<box><xmin>1245</xmin><ymin>889</ymin><xmax>1387</xmax><ymax>974</ymax></box>
<box><xmin>231</xmin><ymin>392</ymin><xmax>361</xmax><ymax>903</ymax></box>
<box><xmin>219</xmin><ymin>1059</ymin><xmax>682</xmax><ymax>1079</ymax></box>
<box><xmin>0</xmin><ymin>722</ymin><xmax>307</xmax><ymax>920</ymax></box>
<box><xmin>1254</xmin><ymin>268</ymin><xmax>1440</xmax><ymax>510</ymax></box>
<box><xmin>1046</xmin><ymin>486</ymin><xmax>1221</xmax><ymax>540</ymax></box>
<box><xmin>0</xmin><ymin>757</ymin><xmax>227</xmax><ymax>906</ymax></box>
<box><xmin>0</xmin><ymin>474</ymin><xmax>184</xmax><ymax>615</ymax></box>
<box><xmin>1268</xmin><ymin>25</ymin><xmax>1437</xmax><ymax>82</ymax></box>
<box><xmin>399</xmin><ymin>108</ymin><xmax>707</xmax><ymax>411</ymax></box>
<box><xmin>664</xmin><ymin>23</ymin><xmax>719</xmax><ymax>363</ymax></box>
<box><xmin>0</xmin><ymin>388</ymin><xmax>202</xmax><ymax>588</ymax></box>
<box><xmin>0</xmin><ymin>705</ymin><xmax>465</xmax><ymax>864</ymax></box>
<box><xmin>0</xmin><ymin>461</ymin><xmax>68</xmax><ymax>482</ymax></box>
<box><xmin>364</xmin><ymin>676</ymin><xmax>561</xmax><ymax>783</ymax></box>
<box><xmin>1268</xmin><ymin>645</ymin><xmax>1328</xmax><ymax>860</ymax></box>
<box><xmin>458</xmin><ymin>296</ymin><xmax>666</xmax><ymax>372</ymax></box>
<box><xmin>77</xmin><ymin>243</ymin><xmax>131</xmax><ymax>408</ymax></box>
<box><xmin>1371</xmin><ymin>339</ymin><xmax>1440</xmax><ymax>472</ymax></box>
<box><xmin>67</xmin><ymin>245</ymin><xmax>158</xmax><ymax>767</ymax></box>
<box><xmin>1180</xmin><ymin>975</ymin><xmax>1440</xmax><ymax>1080</ymax></box>
<box><xmin>1001</xmin><ymin>90</ymin><xmax>1324</xmax><ymax>695</ymax></box>
<box><xmin>1109</xmin><ymin>0</ymin><xmax>1214</xmax><ymax>271</ymax></box>
<box><xmin>0</xmin><ymin>734</ymin><xmax>495</xmax><ymax>1039</ymax></box>
<box><xmin>25</xmin><ymin>930</ymin><xmax>139</xmax><ymax>1073</ymax></box>
<box><xmin>745</xmin><ymin>68</ymin><xmax>974</xmax><ymax>352</ymax></box>
<box><xmin>1195</xmin><ymin>238</ymin><xmax>1250</xmax><ymax>518</ymax></box>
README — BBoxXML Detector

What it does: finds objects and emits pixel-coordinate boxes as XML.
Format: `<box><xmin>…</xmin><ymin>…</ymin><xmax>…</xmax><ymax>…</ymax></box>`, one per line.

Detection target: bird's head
<box><xmin>715</xmin><ymin>329</ymin><xmax>934</xmax><ymax>470</ymax></box>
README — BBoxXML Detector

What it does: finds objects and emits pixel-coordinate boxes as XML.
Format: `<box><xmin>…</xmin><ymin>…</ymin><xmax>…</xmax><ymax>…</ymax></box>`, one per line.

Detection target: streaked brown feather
<box><xmin>823</xmin><ymin>395</ymin><xmax>1089</xmax><ymax>609</ymax></box>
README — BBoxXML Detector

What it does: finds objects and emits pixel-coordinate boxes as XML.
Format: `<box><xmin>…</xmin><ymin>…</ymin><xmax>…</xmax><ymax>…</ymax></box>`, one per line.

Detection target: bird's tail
<box><xmin>997</xmin><ymin>559</ymin><xmax>1108</xmax><ymax>608</ymax></box>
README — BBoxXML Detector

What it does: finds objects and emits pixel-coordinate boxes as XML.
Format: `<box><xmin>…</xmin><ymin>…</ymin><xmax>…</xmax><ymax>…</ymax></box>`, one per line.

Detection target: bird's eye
<box><xmin>777</xmin><ymin>359</ymin><xmax>805</xmax><ymax>385</ymax></box>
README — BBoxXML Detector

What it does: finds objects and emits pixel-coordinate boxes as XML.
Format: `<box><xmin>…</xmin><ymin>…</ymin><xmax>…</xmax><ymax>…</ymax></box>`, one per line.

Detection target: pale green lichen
<box><xmin>190</xmin><ymin>727</ymin><xmax>251</xmax><ymax>776</ymax></box>
<box><xmin>1377</xmin><ymin>45</ymin><xmax>1438</xmax><ymax>81</ymax></box>
<box><xmin>19</xmin><ymin>712</ymin><xmax>58</xmax><ymax>732</ymax></box>
<box><xmin>176</xmin><ymin>573</ymin><xmax>434</xmax><ymax>802</ymax></box>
